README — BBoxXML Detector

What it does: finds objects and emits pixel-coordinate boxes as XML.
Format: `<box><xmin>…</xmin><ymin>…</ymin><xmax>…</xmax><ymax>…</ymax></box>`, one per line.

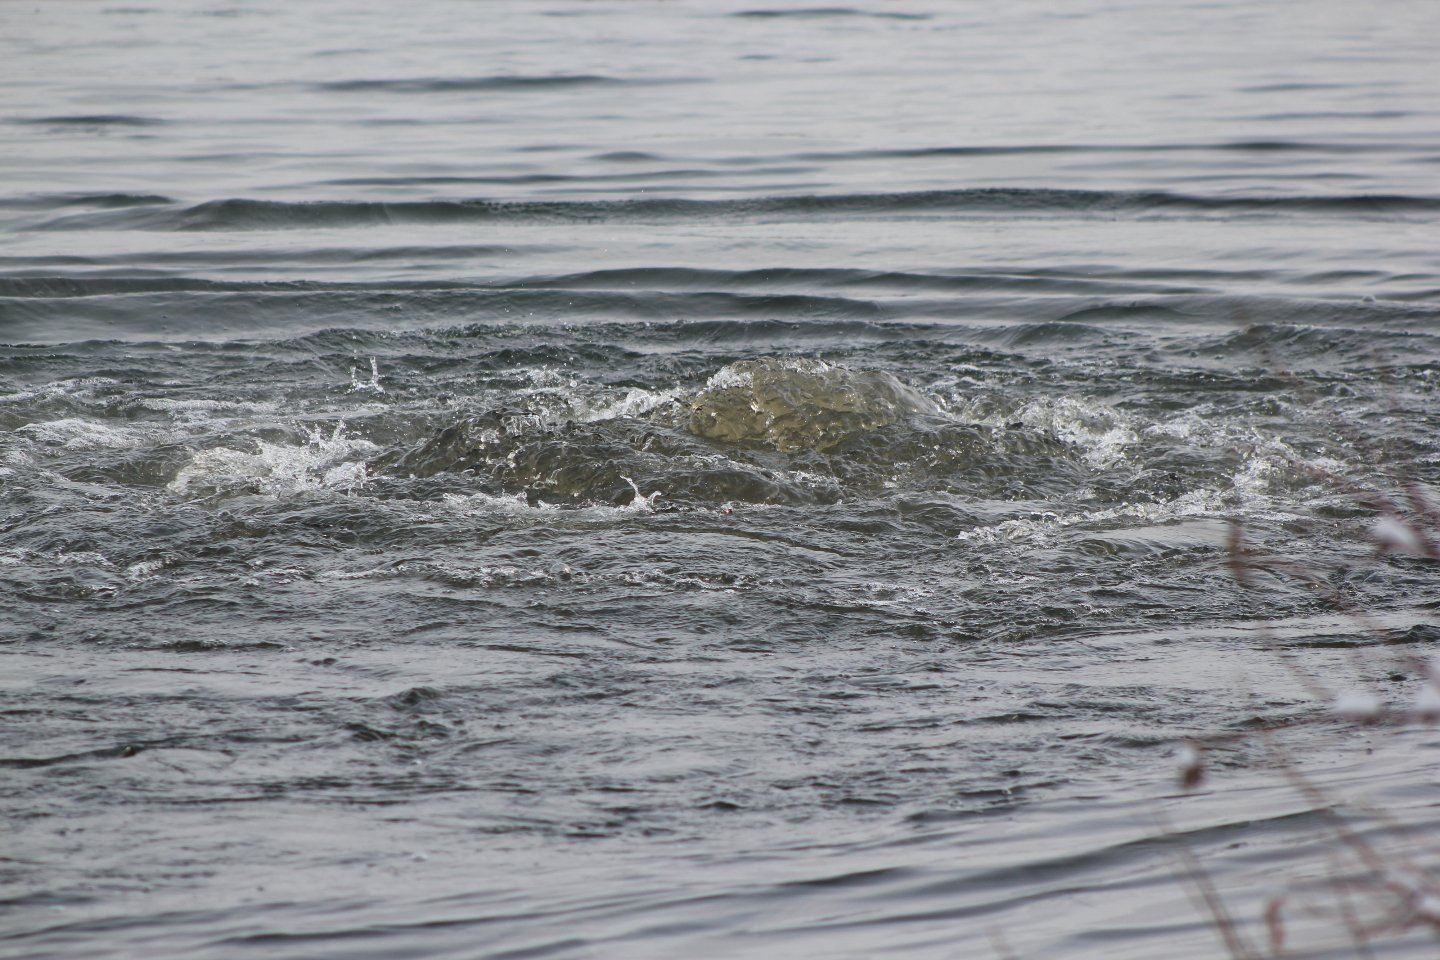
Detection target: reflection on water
<box><xmin>3</xmin><ymin>0</ymin><xmax>1440</xmax><ymax>957</ymax></box>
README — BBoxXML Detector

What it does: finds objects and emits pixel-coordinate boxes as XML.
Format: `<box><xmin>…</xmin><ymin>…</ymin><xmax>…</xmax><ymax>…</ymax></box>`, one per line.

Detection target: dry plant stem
<box><xmin>1377</xmin><ymin>672</ymin><xmax>1440</xmax><ymax>873</ymax></box>
<box><xmin>1262</xmin><ymin>729</ymin><xmax>1386</xmax><ymax>877</ymax></box>
<box><xmin>1263</xmin><ymin>895</ymin><xmax>1287</xmax><ymax>955</ymax></box>
<box><xmin>1248</xmin><ymin>320</ymin><xmax>1431</xmax><ymax>521</ymax></box>
<box><xmin>1155</xmin><ymin>807</ymin><xmax>1259</xmax><ymax>960</ymax></box>
<box><xmin>1229</xmin><ymin>501</ymin><xmax>1437</xmax><ymax>730</ymax></box>
<box><xmin>1400</xmin><ymin>477</ymin><xmax>1440</xmax><ymax>535</ymax></box>
<box><xmin>1264</xmin><ymin>729</ymin><xmax>1440</xmax><ymax>941</ymax></box>
<box><xmin>1224</xmin><ymin>520</ymin><xmax>1337</xmax><ymax>704</ymax></box>
<box><xmin>1246</xmin><ymin>324</ymin><xmax>1439</xmax><ymax>565</ymax></box>
<box><xmin>1329</xmin><ymin>853</ymin><xmax>1379</xmax><ymax>960</ymax></box>
<box><xmin>1192</xmin><ymin>322</ymin><xmax>1440</xmax><ymax>954</ymax></box>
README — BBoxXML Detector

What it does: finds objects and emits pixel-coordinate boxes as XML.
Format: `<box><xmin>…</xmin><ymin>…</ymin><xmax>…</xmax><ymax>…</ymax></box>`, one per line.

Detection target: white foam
<box><xmin>440</xmin><ymin>480</ymin><xmax>660</xmax><ymax>520</ymax></box>
<box><xmin>955</xmin><ymin>489</ymin><xmax>1225</xmax><ymax>546</ymax></box>
<box><xmin>950</xmin><ymin>394</ymin><xmax>1139</xmax><ymax>468</ymax></box>
<box><xmin>348</xmin><ymin>357</ymin><xmax>385</xmax><ymax>394</ymax></box>
<box><xmin>620</xmin><ymin>476</ymin><xmax>661</xmax><ymax>512</ymax></box>
<box><xmin>18</xmin><ymin>418</ymin><xmax>153</xmax><ymax>450</ymax></box>
<box><xmin>0</xmin><ymin>376</ymin><xmax>119</xmax><ymax>406</ymax></box>
<box><xmin>1232</xmin><ymin>441</ymin><xmax>1346</xmax><ymax>500</ymax></box>
<box><xmin>138</xmin><ymin>397</ymin><xmax>281</xmax><ymax>425</ymax></box>
<box><xmin>579</xmin><ymin>386</ymin><xmax>682</xmax><ymax>423</ymax></box>
<box><xmin>321</xmin><ymin>564</ymin><xmax>397</xmax><ymax>582</ymax></box>
<box><xmin>521</xmin><ymin>366</ymin><xmax>579</xmax><ymax>390</ymax></box>
<box><xmin>168</xmin><ymin>425</ymin><xmax>376</xmax><ymax>496</ymax></box>
<box><xmin>1143</xmin><ymin>405</ymin><xmax>1215</xmax><ymax>442</ymax></box>
<box><xmin>701</xmin><ymin>364</ymin><xmax>756</xmax><ymax>392</ymax></box>
<box><xmin>124</xmin><ymin>558</ymin><xmax>169</xmax><ymax>579</ymax></box>
<box><xmin>441</xmin><ymin>490</ymin><xmax>544</xmax><ymax>515</ymax></box>
<box><xmin>55</xmin><ymin>551</ymin><xmax>113</xmax><ymax>567</ymax></box>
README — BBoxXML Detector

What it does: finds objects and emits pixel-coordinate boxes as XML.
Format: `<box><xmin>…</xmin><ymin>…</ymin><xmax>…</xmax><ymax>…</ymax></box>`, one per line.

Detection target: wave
<box><xmin>504</xmin><ymin>265</ymin><xmax>1206</xmax><ymax>297</ymax></box>
<box><xmin>14</xmin><ymin>262</ymin><xmax>1425</xmax><ymax>303</ymax></box>
<box><xmin>0</xmin><ymin>286</ymin><xmax>894</xmax><ymax>345</ymax></box>
<box><xmin>5</xmin><ymin>273</ymin><xmax>1437</xmax><ymax>349</ymax></box>
<box><xmin>771</xmin><ymin>140</ymin><xmax>1396</xmax><ymax>164</ymax></box>
<box><xmin>1239</xmin><ymin>82</ymin><xmax>1356</xmax><ymax>94</ymax></box>
<box><xmin>316</xmin><ymin>166</ymin><xmax>786</xmax><ymax>187</ymax></box>
<box><xmin>0</xmin><ymin>277</ymin><xmax>308</xmax><ymax>298</ymax></box>
<box><xmin>314</xmin><ymin>74</ymin><xmax>647</xmax><ymax>94</ymax></box>
<box><xmin>0</xmin><ymin>192</ymin><xmax>175</xmax><ymax>211</ymax></box>
<box><xmin>731</xmin><ymin>7</ymin><xmax>931</xmax><ymax>19</ymax></box>
<box><xmin>30</xmin><ymin>189</ymin><xmax>1440</xmax><ymax>232</ymax></box>
<box><xmin>0</xmin><ymin>266</ymin><xmax>1260</xmax><ymax>302</ymax></box>
<box><xmin>0</xmin><ymin>244</ymin><xmax>536</xmax><ymax>274</ymax></box>
<box><xmin>9</xmin><ymin>114</ymin><xmax>165</xmax><ymax>127</ymax></box>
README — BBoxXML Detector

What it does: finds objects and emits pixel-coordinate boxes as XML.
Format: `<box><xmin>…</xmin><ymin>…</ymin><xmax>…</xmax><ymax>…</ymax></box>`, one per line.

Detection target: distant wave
<box><xmin>31</xmin><ymin>189</ymin><xmax>1440</xmax><ymax>232</ymax></box>
<box><xmin>767</xmin><ymin>140</ymin><xmax>1400</xmax><ymax>164</ymax></box>
<box><xmin>0</xmin><ymin>267</ymin><xmax>1178</xmax><ymax>299</ymax></box>
<box><xmin>731</xmin><ymin>7</ymin><xmax>931</xmax><ymax>19</ymax></box>
<box><xmin>0</xmin><ymin>277</ymin><xmax>317</xmax><ymax>298</ymax></box>
<box><xmin>9</xmin><ymin>114</ymin><xmax>165</xmax><ymax>127</ymax></box>
<box><xmin>1239</xmin><ymin>82</ymin><xmax>1355</xmax><ymax>93</ymax></box>
<box><xmin>315</xmin><ymin>74</ymin><xmax>645</xmax><ymax>94</ymax></box>
<box><xmin>4</xmin><ymin>278</ymin><xmax>1438</xmax><ymax>348</ymax></box>
<box><xmin>0</xmin><ymin>192</ymin><xmax>174</xmax><ymax>211</ymax></box>
<box><xmin>317</xmin><ymin>167</ymin><xmax>754</xmax><ymax>188</ymax></box>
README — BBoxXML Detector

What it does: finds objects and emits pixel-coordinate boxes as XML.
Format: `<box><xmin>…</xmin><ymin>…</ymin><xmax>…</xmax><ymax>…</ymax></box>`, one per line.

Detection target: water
<box><xmin>3</xmin><ymin>1</ymin><xmax>1440</xmax><ymax>956</ymax></box>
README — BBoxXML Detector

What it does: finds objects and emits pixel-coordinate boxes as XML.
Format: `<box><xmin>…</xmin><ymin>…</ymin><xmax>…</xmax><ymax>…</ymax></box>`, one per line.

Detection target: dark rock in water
<box><xmin>374</xmin><ymin>409</ymin><xmax>834</xmax><ymax>507</ymax></box>
<box><xmin>373</xmin><ymin>357</ymin><xmax>957</xmax><ymax>506</ymax></box>
<box><xmin>687</xmin><ymin>358</ymin><xmax>942</xmax><ymax>453</ymax></box>
<box><xmin>370</xmin><ymin>358</ymin><xmax>1096</xmax><ymax>507</ymax></box>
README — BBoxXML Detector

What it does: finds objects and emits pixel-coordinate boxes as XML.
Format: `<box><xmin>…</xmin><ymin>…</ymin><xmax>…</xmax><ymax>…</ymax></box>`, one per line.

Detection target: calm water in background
<box><xmin>3</xmin><ymin>1</ymin><xmax>1440</xmax><ymax>957</ymax></box>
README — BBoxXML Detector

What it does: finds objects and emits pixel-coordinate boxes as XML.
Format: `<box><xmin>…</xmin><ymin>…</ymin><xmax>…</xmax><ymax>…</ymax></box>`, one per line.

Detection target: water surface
<box><xmin>4</xmin><ymin>1</ymin><xmax>1440</xmax><ymax>957</ymax></box>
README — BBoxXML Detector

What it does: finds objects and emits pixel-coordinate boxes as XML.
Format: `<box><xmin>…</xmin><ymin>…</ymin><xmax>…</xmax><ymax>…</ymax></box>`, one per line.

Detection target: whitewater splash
<box><xmin>168</xmin><ymin>426</ymin><xmax>376</xmax><ymax>497</ymax></box>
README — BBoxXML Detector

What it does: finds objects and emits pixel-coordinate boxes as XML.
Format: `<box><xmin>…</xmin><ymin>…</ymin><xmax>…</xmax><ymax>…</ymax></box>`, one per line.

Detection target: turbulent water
<box><xmin>4</xmin><ymin>1</ymin><xmax>1440</xmax><ymax>957</ymax></box>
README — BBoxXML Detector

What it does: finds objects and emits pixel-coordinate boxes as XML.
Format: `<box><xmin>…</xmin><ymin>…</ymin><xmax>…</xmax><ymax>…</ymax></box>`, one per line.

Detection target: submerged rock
<box><xmin>373</xmin><ymin>410</ymin><xmax>835</xmax><ymax>507</ymax></box>
<box><xmin>687</xmin><ymin>358</ymin><xmax>942</xmax><ymax>452</ymax></box>
<box><xmin>371</xmin><ymin>357</ymin><xmax>1094</xmax><ymax>507</ymax></box>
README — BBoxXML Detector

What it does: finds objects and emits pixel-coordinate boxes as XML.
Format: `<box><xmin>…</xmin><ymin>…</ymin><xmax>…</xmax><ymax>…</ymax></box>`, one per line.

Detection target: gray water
<box><xmin>4</xmin><ymin>1</ymin><xmax>1440</xmax><ymax>957</ymax></box>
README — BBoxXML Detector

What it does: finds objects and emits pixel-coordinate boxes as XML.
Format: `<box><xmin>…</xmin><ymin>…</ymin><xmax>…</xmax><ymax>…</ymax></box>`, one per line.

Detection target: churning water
<box><xmin>4</xmin><ymin>1</ymin><xmax>1440</xmax><ymax>957</ymax></box>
